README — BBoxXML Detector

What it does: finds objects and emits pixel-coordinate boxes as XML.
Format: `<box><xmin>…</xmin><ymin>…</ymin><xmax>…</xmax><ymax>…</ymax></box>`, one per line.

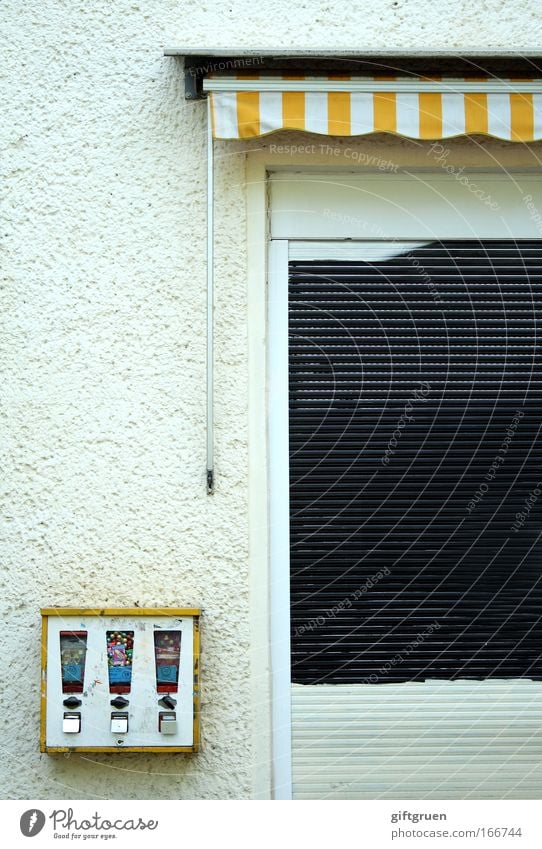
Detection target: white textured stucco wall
<box><xmin>2</xmin><ymin>0</ymin><xmax>542</xmax><ymax>800</ymax></box>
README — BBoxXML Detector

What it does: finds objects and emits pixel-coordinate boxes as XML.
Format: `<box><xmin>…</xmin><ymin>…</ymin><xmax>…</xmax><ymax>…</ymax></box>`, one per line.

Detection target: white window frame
<box><xmin>262</xmin><ymin>168</ymin><xmax>542</xmax><ymax>800</ymax></box>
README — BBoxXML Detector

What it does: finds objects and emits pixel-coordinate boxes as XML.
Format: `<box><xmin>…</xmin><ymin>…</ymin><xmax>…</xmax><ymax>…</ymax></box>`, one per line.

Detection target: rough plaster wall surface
<box><xmin>2</xmin><ymin>0</ymin><xmax>542</xmax><ymax>801</ymax></box>
<box><xmin>170</xmin><ymin>0</ymin><xmax>542</xmax><ymax>51</ymax></box>
<box><xmin>2</xmin><ymin>1</ymin><xmax>251</xmax><ymax>801</ymax></box>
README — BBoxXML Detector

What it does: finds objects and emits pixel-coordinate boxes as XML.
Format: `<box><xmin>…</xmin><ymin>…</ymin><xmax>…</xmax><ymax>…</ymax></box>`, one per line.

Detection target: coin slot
<box><xmin>110</xmin><ymin>711</ymin><xmax>129</xmax><ymax>734</ymax></box>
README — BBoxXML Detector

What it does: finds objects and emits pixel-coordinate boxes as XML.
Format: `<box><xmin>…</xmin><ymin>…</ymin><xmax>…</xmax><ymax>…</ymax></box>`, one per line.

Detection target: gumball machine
<box><xmin>41</xmin><ymin>608</ymin><xmax>200</xmax><ymax>753</ymax></box>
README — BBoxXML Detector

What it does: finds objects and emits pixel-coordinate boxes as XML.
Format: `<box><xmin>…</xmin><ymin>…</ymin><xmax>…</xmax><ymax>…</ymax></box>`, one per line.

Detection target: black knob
<box><xmin>158</xmin><ymin>695</ymin><xmax>177</xmax><ymax>710</ymax></box>
<box><xmin>63</xmin><ymin>696</ymin><xmax>82</xmax><ymax>709</ymax></box>
<box><xmin>110</xmin><ymin>696</ymin><xmax>129</xmax><ymax>709</ymax></box>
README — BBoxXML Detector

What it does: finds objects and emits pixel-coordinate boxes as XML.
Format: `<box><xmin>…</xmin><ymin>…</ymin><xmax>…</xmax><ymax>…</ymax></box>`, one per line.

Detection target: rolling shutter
<box><xmin>289</xmin><ymin>241</ymin><xmax>542</xmax><ymax>685</ymax></box>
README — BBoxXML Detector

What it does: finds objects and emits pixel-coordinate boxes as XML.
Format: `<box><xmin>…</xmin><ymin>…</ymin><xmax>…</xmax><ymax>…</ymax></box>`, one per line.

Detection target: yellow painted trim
<box><xmin>41</xmin><ymin>609</ymin><xmax>201</xmax><ymax>754</ymax></box>
<box><xmin>40</xmin><ymin>608</ymin><xmax>201</xmax><ymax>617</ymax></box>
<box><xmin>40</xmin><ymin>614</ymin><xmax>48</xmax><ymax>753</ymax></box>
<box><xmin>193</xmin><ymin>615</ymin><xmax>201</xmax><ymax>752</ymax></box>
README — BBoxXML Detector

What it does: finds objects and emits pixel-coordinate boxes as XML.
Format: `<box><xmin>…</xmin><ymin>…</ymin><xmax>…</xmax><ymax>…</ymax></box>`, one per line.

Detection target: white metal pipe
<box><xmin>206</xmin><ymin>95</ymin><xmax>214</xmax><ymax>494</ymax></box>
<box><xmin>203</xmin><ymin>78</ymin><xmax>542</xmax><ymax>94</ymax></box>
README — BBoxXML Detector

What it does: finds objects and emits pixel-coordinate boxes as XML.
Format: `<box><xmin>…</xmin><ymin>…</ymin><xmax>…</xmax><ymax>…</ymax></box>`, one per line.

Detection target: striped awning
<box><xmin>204</xmin><ymin>76</ymin><xmax>542</xmax><ymax>142</ymax></box>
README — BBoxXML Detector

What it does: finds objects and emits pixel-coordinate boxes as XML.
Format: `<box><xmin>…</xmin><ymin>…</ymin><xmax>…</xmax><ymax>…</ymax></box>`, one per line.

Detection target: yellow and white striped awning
<box><xmin>204</xmin><ymin>75</ymin><xmax>542</xmax><ymax>142</ymax></box>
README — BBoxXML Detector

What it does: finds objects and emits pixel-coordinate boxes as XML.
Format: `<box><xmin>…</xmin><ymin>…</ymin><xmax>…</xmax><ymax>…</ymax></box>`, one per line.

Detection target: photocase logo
<box><xmin>20</xmin><ymin>809</ymin><xmax>46</xmax><ymax>837</ymax></box>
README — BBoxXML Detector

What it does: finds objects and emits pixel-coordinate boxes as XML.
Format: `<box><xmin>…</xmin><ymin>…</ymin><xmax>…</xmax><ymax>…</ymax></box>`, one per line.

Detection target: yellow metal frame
<box><xmin>40</xmin><ymin>607</ymin><xmax>201</xmax><ymax>754</ymax></box>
